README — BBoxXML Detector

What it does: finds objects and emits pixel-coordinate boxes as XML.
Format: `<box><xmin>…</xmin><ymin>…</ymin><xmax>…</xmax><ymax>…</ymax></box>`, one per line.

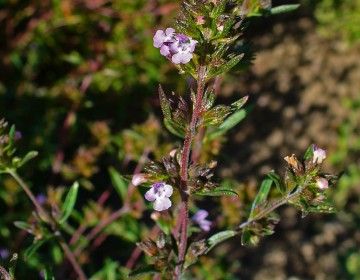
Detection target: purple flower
<box><xmin>313</xmin><ymin>146</ymin><xmax>326</xmax><ymax>164</ymax></box>
<box><xmin>145</xmin><ymin>182</ymin><xmax>173</xmax><ymax>211</ymax></box>
<box><xmin>192</xmin><ymin>210</ymin><xmax>211</xmax><ymax>231</ymax></box>
<box><xmin>0</xmin><ymin>248</ymin><xmax>9</xmax><ymax>260</ymax></box>
<box><xmin>36</xmin><ymin>193</ymin><xmax>47</xmax><ymax>205</ymax></box>
<box><xmin>153</xmin><ymin>28</ymin><xmax>198</xmax><ymax>64</ymax></box>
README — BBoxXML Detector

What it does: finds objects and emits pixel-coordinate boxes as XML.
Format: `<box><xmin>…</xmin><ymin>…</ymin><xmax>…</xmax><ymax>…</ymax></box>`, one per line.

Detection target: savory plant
<box><xmin>0</xmin><ymin>1</ymin><xmax>342</xmax><ymax>279</ymax></box>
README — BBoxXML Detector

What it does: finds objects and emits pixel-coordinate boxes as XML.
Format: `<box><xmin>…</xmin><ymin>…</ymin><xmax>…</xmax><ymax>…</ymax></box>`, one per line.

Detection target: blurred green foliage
<box><xmin>305</xmin><ymin>0</ymin><xmax>360</xmax><ymax>44</ymax></box>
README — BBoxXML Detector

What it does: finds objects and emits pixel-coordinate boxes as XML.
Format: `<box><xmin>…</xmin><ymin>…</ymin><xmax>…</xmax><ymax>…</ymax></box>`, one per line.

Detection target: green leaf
<box><xmin>59</xmin><ymin>182</ymin><xmax>79</xmax><ymax>224</ymax></box>
<box><xmin>207</xmin><ymin>105</ymin><xmax>252</xmax><ymax>140</ymax></box>
<box><xmin>164</xmin><ymin>118</ymin><xmax>186</xmax><ymax>138</ymax></box>
<box><xmin>42</xmin><ymin>266</ymin><xmax>55</xmax><ymax>280</ymax></box>
<box><xmin>303</xmin><ymin>144</ymin><xmax>314</xmax><ymax>161</ymax></box>
<box><xmin>250</xmin><ymin>178</ymin><xmax>272</xmax><ymax>219</ymax></box>
<box><xmin>268</xmin><ymin>171</ymin><xmax>285</xmax><ymax>194</ymax></box>
<box><xmin>206</xmin><ymin>230</ymin><xmax>237</xmax><ymax>253</ymax></box>
<box><xmin>200</xmin><ymin>105</ymin><xmax>231</xmax><ymax>127</ymax></box>
<box><xmin>9</xmin><ymin>253</ymin><xmax>18</xmax><ymax>278</ymax></box>
<box><xmin>128</xmin><ymin>265</ymin><xmax>159</xmax><ymax>278</ymax></box>
<box><xmin>211</xmin><ymin>0</ymin><xmax>227</xmax><ymax>19</ymax></box>
<box><xmin>158</xmin><ymin>85</ymin><xmax>172</xmax><ymax>122</ymax></box>
<box><xmin>209</xmin><ymin>54</ymin><xmax>245</xmax><ymax>78</ymax></box>
<box><xmin>241</xmin><ymin>227</ymin><xmax>259</xmax><ymax>246</ymax></box>
<box><xmin>270</xmin><ymin>4</ymin><xmax>300</xmax><ymax>15</ymax></box>
<box><xmin>109</xmin><ymin>167</ymin><xmax>127</xmax><ymax>202</ymax></box>
<box><xmin>194</xmin><ymin>188</ymin><xmax>238</xmax><ymax>197</ymax></box>
<box><xmin>24</xmin><ymin>237</ymin><xmax>52</xmax><ymax>260</ymax></box>
<box><xmin>8</xmin><ymin>125</ymin><xmax>15</xmax><ymax>147</ymax></box>
<box><xmin>231</xmin><ymin>95</ymin><xmax>249</xmax><ymax>110</ymax></box>
<box><xmin>17</xmin><ymin>151</ymin><xmax>38</xmax><ymax>168</ymax></box>
<box><xmin>13</xmin><ymin>221</ymin><xmax>32</xmax><ymax>233</ymax></box>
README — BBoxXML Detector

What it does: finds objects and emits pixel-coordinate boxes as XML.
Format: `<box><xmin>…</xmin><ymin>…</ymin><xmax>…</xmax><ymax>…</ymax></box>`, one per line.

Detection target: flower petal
<box><xmin>145</xmin><ymin>187</ymin><xmax>157</xmax><ymax>201</ymax></box>
<box><xmin>160</xmin><ymin>45</ymin><xmax>170</xmax><ymax>56</ymax></box>
<box><xmin>199</xmin><ymin>220</ymin><xmax>211</xmax><ymax>231</ymax></box>
<box><xmin>163</xmin><ymin>184</ymin><xmax>173</xmax><ymax>197</ymax></box>
<box><xmin>165</xmin><ymin>28</ymin><xmax>175</xmax><ymax>36</ymax></box>
<box><xmin>192</xmin><ymin>210</ymin><xmax>208</xmax><ymax>221</ymax></box>
<box><xmin>153</xmin><ymin>197</ymin><xmax>172</xmax><ymax>211</ymax></box>
<box><xmin>153</xmin><ymin>30</ymin><xmax>166</xmax><ymax>48</ymax></box>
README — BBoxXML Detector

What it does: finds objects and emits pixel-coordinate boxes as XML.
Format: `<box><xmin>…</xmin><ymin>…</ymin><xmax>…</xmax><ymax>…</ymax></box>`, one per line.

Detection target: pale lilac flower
<box><xmin>192</xmin><ymin>210</ymin><xmax>211</xmax><ymax>231</ymax></box>
<box><xmin>153</xmin><ymin>28</ymin><xmax>198</xmax><ymax>64</ymax></box>
<box><xmin>316</xmin><ymin>178</ymin><xmax>328</xmax><ymax>190</ymax></box>
<box><xmin>169</xmin><ymin>34</ymin><xmax>198</xmax><ymax>64</ymax></box>
<box><xmin>145</xmin><ymin>181</ymin><xmax>173</xmax><ymax>211</ymax></box>
<box><xmin>313</xmin><ymin>146</ymin><xmax>326</xmax><ymax>164</ymax></box>
<box><xmin>153</xmin><ymin>28</ymin><xmax>175</xmax><ymax>48</ymax></box>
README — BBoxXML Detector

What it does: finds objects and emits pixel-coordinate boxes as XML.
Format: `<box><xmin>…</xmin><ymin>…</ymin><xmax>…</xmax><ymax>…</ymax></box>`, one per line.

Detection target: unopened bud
<box><xmin>169</xmin><ymin>149</ymin><xmax>177</xmax><ymax>158</ymax></box>
<box><xmin>132</xmin><ymin>173</ymin><xmax>148</xmax><ymax>186</ymax></box>
<box><xmin>313</xmin><ymin>146</ymin><xmax>326</xmax><ymax>164</ymax></box>
<box><xmin>316</xmin><ymin>178</ymin><xmax>328</xmax><ymax>190</ymax></box>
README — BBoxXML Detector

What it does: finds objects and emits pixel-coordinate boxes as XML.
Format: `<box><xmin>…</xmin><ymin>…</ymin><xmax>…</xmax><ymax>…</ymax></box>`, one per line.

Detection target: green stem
<box><xmin>239</xmin><ymin>188</ymin><xmax>302</xmax><ymax>230</ymax></box>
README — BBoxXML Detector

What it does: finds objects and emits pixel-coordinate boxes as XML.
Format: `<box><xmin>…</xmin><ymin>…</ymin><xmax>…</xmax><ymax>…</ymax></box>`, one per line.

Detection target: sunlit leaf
<box><xmin>194</xmin><ymin>188</ymin><xmax>238</xmax><ymax>197</ymax></box>
<box><xmin>250</xmin><ymin>178</ymin><xmax>272</xmax><ymax>219</ymax></box>
<box><xmin>270</xmin><ymin>4</ymin><xmax>300</xmax><ymax>15</ymax></box>
<box><xmin>206</xmin><ymin>230</ymin><xmax>237</xmax><ymax>253</ymax></box>
<box><xmin>59</xmin><ymin>182</ymin><xmax>79</xmax><ymax>224</ymax></box>
<box><xmin>109</xmin><ymin>167</ymin><xmax>128</xmax><ymax>202</ymax></box>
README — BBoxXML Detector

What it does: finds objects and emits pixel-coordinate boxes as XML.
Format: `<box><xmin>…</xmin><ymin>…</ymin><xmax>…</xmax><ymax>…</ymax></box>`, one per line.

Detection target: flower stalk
<box><xmin>175</xmin><ymin>64</ymin><xmax>207</xmax><ymax>279</ymax></box>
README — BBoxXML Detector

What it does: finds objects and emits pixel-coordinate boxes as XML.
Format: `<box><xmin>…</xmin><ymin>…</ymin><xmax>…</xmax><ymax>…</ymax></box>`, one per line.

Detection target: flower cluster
<box><xmin>153</xmin><ymin>28</ymin><xmax>198</xmax><ymax>64</ymax></box>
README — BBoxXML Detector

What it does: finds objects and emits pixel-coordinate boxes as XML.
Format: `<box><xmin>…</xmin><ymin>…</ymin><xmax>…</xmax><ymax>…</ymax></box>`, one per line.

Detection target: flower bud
<box><xmin>316</xmin><ymin>178</ymin><xmax>328</xmax><ymax>190</ymax></box>
<box><xmin>131</xmin><ymin>173</ymin><xmax>149</xmax><ymax>186</ymax></box>
<box><xmin>313</xmin><ymin>146</ymin><xmax>326</xmax><ymax>164</ymax></box>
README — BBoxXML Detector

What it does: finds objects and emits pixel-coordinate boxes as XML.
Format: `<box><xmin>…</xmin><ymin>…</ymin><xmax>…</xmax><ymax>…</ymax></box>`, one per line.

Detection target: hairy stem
<box><xmin>174</xmin><ymin>65</ymin><xmax>207</xmax><ymax>279</ymax></box>
<box><xmin>7</xmin><ymin>170</ymin><xmax>88</xmax><ymax>280</ymax></box>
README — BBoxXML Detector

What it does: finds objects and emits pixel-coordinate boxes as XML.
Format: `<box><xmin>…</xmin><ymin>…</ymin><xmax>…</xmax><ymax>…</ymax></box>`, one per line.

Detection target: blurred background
<box><xmin>0</xmin><ymin>0</ymin><xmax>359</xmax><ymax>279</ymax></box>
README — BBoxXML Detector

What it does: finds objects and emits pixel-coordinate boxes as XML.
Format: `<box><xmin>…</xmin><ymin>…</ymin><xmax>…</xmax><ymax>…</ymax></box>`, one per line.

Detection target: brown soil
<box><xmin>218</xmin><ymin>14</ymin><xmax>360</xmax><ymax>280</ymax></box>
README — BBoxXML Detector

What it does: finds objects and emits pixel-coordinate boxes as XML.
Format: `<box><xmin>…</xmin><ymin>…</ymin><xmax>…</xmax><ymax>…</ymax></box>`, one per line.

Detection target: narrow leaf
<box><xmin>24</xmin><ymin>237</ymin><xmax>52</xmax><ymax>260</ymax></box>
<box><xmin>17</xmin><ymin>151</ymin><xmax>38</xmax><ymax>168</ymax></box>
<box><xmin>268</xmin><ymin>171</ymin><xmax>285</xmax><ymax>194</ymax></box>
<box><xmin>59</xmin><ymin>182</ymin><xmax>79</xmax><ymax>224</ymax></box>
<box><xmin>207</xmin><ymin>105</ymin><xmax>252</xmax><ymax>140</ymax></box>
<box><xmin>231</xmin><ymin>95</ymin><xmax>248</xmax><ymax>110</ymax></box>
<box><xmin>206</xmin><ymin>230</ymin><xmax>237</xmax><ymax>253</ymax></box>
<box><xmin>43</xmin><ymin>266</ymin><xmax>55</xmax><ymax>280</ymax></box>
<box><xmin>109</xmin><ymin>167</ymin><xmax>128</xmax><ymax>202</ymax></box>
<box><xmin>194</xmin><ymin>188</ymin><xmax>238</xmax><ymax>197</ymax></box>
<box><xmin>158</xmin><ymin>85</ymin><xmax>172</xmax><ymax>122</ymax></box>
<box><xmin>209</xmin><ymin>54</ymin><xmax>245</xmax><ymax>78</ymax></box>
<box><xmin>128</xmin><ymin>265</ymin><xmax>159</xmax><ymax>278</ymax></box>
<box><xmin>14</xmin><ymin>221</ymin><xmax>32</xmax><ymax>232</ymax></box>
<box><xmin>270</xmin><ymin>4</ymin><xmax>300</xmax><ymax>15</ymax></box>
<box><xmin>303</xmin><ymin>144</ymin><xmax>314</xmax><ymax>161</ymax></box>
<box><xmin>250</xmin><ymin>178</ymin><xmax>272</xmax><ymax>218</ymax></box>
<box><xmin>164</xmin><ymin>118</ymin><xmax>185</xmax><ymax>138</ymax></box>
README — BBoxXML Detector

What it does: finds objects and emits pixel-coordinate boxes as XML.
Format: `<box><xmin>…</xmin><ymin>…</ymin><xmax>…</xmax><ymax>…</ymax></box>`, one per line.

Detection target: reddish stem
<box><xmin>174</xmin><ymin>65</ymin><xmax>207</xmax><ymax>279</ymax></box>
